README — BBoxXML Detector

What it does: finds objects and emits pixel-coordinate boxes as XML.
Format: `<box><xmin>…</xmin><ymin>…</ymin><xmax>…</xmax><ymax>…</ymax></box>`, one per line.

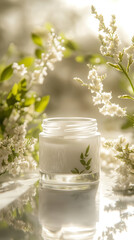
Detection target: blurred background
<box><xmin>0</xmin><ymin>0</ymin><xmax>134</xmax><ymax>133</ymax></box>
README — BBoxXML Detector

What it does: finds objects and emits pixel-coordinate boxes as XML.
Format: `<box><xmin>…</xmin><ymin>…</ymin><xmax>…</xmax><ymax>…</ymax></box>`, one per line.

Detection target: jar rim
<box><xmin>43</xmin><ymin>117</ymin><xmax>97</xmax><ymax>124</ymax></box>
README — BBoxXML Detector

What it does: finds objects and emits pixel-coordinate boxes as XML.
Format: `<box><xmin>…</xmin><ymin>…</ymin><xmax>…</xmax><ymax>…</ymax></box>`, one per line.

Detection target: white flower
<box><xmin>46</xmin><ymin>61</ymin><xmax>54</xmax><ymax>70</ymax></box>
<box><xmin>124</xmin><ymin>45</ymin><xmax>134</xmax><ymax>57</ymax></box>
<box><xmin>12</xmin><ymin>63</ymin><xmax>27</xmax><ymax>77</ymax></box>
<box><xmin>99</xmin><ymin>103</ymin><xmax>126</xmax><ymax>117</ymax></box>
<box><xmin>31</xmin><ymin>69</ymin><xmax>44</xmax><ymax>84</ymax></box>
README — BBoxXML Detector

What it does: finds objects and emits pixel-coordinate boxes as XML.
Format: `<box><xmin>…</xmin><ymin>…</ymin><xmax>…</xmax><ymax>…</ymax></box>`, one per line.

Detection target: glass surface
<box><xmin>0</xmin><ymin>171</ymin><xmax>134</xmax><ymax>240</ymax></box>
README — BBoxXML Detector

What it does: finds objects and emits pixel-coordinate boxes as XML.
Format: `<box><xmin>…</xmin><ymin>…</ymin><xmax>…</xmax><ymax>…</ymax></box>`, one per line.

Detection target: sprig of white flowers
<box><xmin>75</xmin><ymin>5</ymin><xmax>134</xmax><ymax>191</ymax></box>
<box><xmin>0</xmin><ymin>27</ymin><xmax>65</xmax><ymax>176</ymax></box>
<box><xmin>12</xmin><ymin>29</ymin><xmax>65</xmax><ymax>85</ymax></box>
<box><xmin>102</xmin><ymin>136</ymin><xmax>134</xmax><ymax>191</ymax></box>
<box><xmin>74</xmin><ymin>65</ymin><xmax>126</xmax><ymax>117</ymax></box>
<box><xmin>91</xmin><ymin>5</ymin><xmax>134</xmax><ymax>93</ymax></box>
<box><xmin>91</xmin><ymin>5</ymin><xmax>120</xmax><ymax>61</ymax></box>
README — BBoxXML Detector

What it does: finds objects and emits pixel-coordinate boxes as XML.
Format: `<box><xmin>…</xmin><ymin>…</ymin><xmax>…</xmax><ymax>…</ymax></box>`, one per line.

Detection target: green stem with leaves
<box><xmin>118</xmin><ymin>63</ymin><xmax>134</xmax><ymax>93</ymax></box>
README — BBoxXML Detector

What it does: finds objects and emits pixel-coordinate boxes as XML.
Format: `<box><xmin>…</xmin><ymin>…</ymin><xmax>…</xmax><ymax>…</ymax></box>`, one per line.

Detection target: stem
<box><xmin>118</xmin><ymin>63</ymin><xmax>134</xmax><ymax>93</ymax></box>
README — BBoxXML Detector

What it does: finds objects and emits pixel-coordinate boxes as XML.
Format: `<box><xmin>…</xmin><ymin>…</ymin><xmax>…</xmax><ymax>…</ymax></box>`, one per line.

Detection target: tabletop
<box><xmin>0</xmin><ymin>170</ymin><xmax>134</xmax><ymax>240</ymax></box>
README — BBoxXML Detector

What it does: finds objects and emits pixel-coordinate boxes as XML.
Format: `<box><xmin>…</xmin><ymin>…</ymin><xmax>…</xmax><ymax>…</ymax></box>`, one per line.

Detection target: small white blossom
<box><xmin>31</xmin><ymin>69</ymin><xmax>44</xmax><ymax>84</ymax></box>
<box><xmin>99</xmin><ymin>103</ymin><xmax>126</xmax><ymax>117</ymax></box>
<box><xmin>124</xmin><ymin>45</ymin><xmax>134</xmax><ymax>57</ymax></box>
<box><xmin>12</xmin><ymin>62</ymin><xmax>27</xmax><ymax>77</ymax></box>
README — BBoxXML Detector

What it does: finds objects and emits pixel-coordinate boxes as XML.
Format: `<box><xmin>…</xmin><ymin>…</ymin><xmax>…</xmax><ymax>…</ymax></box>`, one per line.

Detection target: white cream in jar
<box><xmin>39</xmin><ymin>117</ymin><xmax>101</xmax><ymax>188</ymax></box>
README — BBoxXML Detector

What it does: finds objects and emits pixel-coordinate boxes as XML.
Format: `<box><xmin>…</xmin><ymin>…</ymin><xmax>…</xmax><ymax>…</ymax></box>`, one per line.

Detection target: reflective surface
<box><xmin>0</xmin><ymin>171</ymin><xmax>134</xmax><ymax>240</ymax></box>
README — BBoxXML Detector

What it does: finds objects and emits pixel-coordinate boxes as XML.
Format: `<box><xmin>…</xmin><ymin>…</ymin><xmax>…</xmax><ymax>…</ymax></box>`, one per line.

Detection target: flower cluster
<box><xmin>103</xmin><ymin>136</ymin><xmax>134</xmax><ymax>190</ymax></box>
<box><xmin>91</xmin><ymin>5</ymin><xmax>120</xmax><ymax>61</ymax></box>
<box><xmin>0</xmin><ymin>27</ymin><xmax>65</xmax><ymax>176</ymax></box>
<box><xmin>74</xmin><ymin>65</ymin><xmax>126</xmax><ymax>117</ymax></box>
<box><xmin>0</xmin><ymin>123</ymin><xmax>37</xmax><ymax>176</ymax></box>
<box><xmin>12</xmin><ymin>29</ymin><xmax>65</xmax><ymax>85</ymax></box>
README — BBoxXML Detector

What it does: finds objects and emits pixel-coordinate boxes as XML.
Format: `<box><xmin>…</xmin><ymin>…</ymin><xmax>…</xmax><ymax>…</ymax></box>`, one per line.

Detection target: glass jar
<box><xmin>39</xmin><ymin>117</ymin><xmax>101</xmax><ymax>189</ymax></box>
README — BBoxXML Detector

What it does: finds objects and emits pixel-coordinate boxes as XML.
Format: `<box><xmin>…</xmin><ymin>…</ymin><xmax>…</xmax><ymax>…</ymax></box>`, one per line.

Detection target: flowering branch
<box><xmin>91</xmin><ymin>5</ymin><xmax>134</xmax><ymax>94</ymax></box>
<box><xmin>74</xmin><ymin>64</ymin><xmax>126</xmax><ymax>117</ymax></box>
<box><xmin>0</xmin><ymin>27</ymin><xmax>65</xmax><ymax>176</ymax></box>
<box><xmin>102</xmin><ymin>136</ymin><xmax>134</xmax><ymax>191</ymax></box>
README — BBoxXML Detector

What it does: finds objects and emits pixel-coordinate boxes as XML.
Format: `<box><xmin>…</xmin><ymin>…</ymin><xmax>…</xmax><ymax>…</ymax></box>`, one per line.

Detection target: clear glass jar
<box><xmin>39</xmin><ymin>117</ymin><xmax>101</xmax><ymax>190</ymax></box>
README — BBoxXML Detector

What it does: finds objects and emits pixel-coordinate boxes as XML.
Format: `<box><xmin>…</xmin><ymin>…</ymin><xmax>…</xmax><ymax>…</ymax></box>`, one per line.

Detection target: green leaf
<box><xmin>31</xmin><ymin>33</ymin><xmax>43</xmax><ymax>46</ymax></box>
<box><xmin>87</xmin><ymin>158</ymin><xmax>92</xmax><ymax>165</ymax></box>
<box><xmin>74</xmin><ymin>168</ymin><xmax>79</xmax><ymax>173</ymax></box>
<box><xmin>18</xmin><ymin>78</ymin><xmax>27</xmax><ymax>92</ymax></box>
<box><xmin>88</xmin><ymin>54</ymin><xmax>106</xmax><ymax>65</ymax></box>
<box><xmin>35</xmin><ymin>48</ymin><xmax>44</xmax><ymax>59</ymax></box>
<box><xmin>75</xmin><ymin>54</ymin><xmax>106</xmax><ymax>64</ymax></box>
<box><xmin>80</xmin><ymin>153</ymin><xmax>84</xmax><ymax>159</ymax></box>
<box><xmin>118</xmin><ymin>51</ymin><xmax>124</xmax><ymax>62</ymax></box>
<box><xmin>75</xmin><ymin>56</ymin><xmax>85</xmax><ymax>63</ymax></box>
<box><xmin>121</xmin><ymin>114</ymin><xmax>134</xmax><ymax>129</ymax></box>
<box><xmin>24</xmin><ymin>96</ymin><xmax>35</xmax><ymax>106</ymax></box>
<box><xmin>80</xmin><ymin>160</ymin><xmax>86</xmax><ymax>166</ymax></box>
<box><xmin>71</xmin><ymin>168</ymin><xmax>79</xmax><ymax>174</ymax></box>
<box><xmin>118</xmin><ymin>95</ymin><xmax>134</xmax><ymax>101</ymax></box>
<box><xmin>35</xmin><ymin>95</ymin><xmax>50</xmax><ymax>113</ymax></box>
<box><xmin>27</xmin><ymin>124</ymin><xmax>42</xmax><ymax>138</ymax></box>
<box><xmin>0</xmin><ymin>64</ymin><xmax>5</xmax><ymax>76</ymax></box>
<box><xmin>86</xmin><ymin>166</ymin><xmax>91</xmax><ymax>170</ymax></box>
<box><xmin>7</xmin><ymin>83</ymin><xmax>18</xmax><ymax>99</ymax></box>
<box><xmin>80</xmin><ymin>170</ymin><xmax>85</xmax><ymax>174</ymax></box>
<box><xmin>6</xmin><ymin>83</ymin><xmax>19</xmax><ymax>105</ymax></box>
<box><xmin>0</xmin><ymin>107</ymin><xmax>12</xmax><ymax>125</ymax></box>
<box><xmin>107</xmin><ymin>62</ymin><xmax>122</xmax><ymax>71</ymax></box>
<box><xmin>63</xmin><ymin>49</ymin><xmax>72</xmax><ymax>58</ymax></box>
<box><xmin>64</xmin><ymin>39</ymin><xmax>78</xmax><ymax>51</ymax></box>
<box><xmin>85</xmin><ymin>145</ymin><xmax>90</xmax><ymax>156</ymax></box>
<box><xmin>0</xmin><ymin>64</ymin><xmax>13</xmax><ymax>81</ymax></box>
<box><xmin>18</xmin><ymin>56</ymin><xmax>34</xmax><ymax>67</ymax></box>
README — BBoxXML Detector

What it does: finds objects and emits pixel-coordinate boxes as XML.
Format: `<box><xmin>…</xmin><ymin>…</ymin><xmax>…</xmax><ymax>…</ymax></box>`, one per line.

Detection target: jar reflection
<box><xmin>39</xmin><ymin>184</ymin><xmax>99</xmax><ymax>240</ymax></box>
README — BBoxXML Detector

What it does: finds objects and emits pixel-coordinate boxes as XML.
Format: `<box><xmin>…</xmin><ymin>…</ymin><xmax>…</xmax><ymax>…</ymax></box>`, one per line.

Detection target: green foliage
<box><xmin>18</xmin><ymin>56</ymin><xmax>35</xmax><ymax>67</ymax></box>
<box><xmin>31</xmin><ymin>33</ymin><xmax>43</xmax><ymax>46</ymax></box>
<box><xmin>107</xmin><ymin>62</ymin><xmax>122</xmax><ymax>71</ymax></box>
<box><xmin>6</xmin><ymin>79</ymin><xmax>27</xmax><ymax>106</ymax></box>
<box><xmin>71</xmin><ymin>145</ymin><xmax>92</xmax><ymax>174</ymax></box>
<box><xmin>71</xmin><ymin>168</ymin><xmax>79</xmax><ymax>174</ymax></box>
<box><xmin>7</xmin><ymin>83</ymin><xmax>19</xmax><ymax>105</ymax></box>
<box><xmin>76</xmin><ymin>54</ymin><xmax>106</xmax><ymax>64</ymax></box>
<box><xmin>121</xmin><ymin>114</ymin><xmax>134</xmax><ymax>129</ymax></box>
<box><xmin>35</xmin><ymin>95</ymin><xmax>50</xmax><ymax>113</ymax></box>
<box><xmin>0</xmin><ymin>64</ymin><xmax>5</xmax><ymax>77</ymax></box>
<box><xmin>118</xmin><ymin>95</ymin><xmax>134</xmax><ymax>101</ymax></box>
<box><xmin>35</xmin><ymin>49</ymin><xmax>44</xmax><ymax>59</ymax></box>
<box><xmin>24</xmin><ymin>95</ymin><xmax>36</xmax><ymax>106</ymax></box>
<box><xmin>60</xmin><ymin>33</ymin><xmax>79</xmax><ymax>58</ymax></box>
<box><xmin>27</xmin><ymin>123</ymin><xmax>42</xmax><ymax>139</ymax></box>
<box><xmin>0</xmin><ymin>64</ymin><xmax>13</xmax><ymax>81</ymax></box>
<box><xmin>85</xmin><ymin>145</ymin><xmax>90</xmax><ymax>156</ymax></box>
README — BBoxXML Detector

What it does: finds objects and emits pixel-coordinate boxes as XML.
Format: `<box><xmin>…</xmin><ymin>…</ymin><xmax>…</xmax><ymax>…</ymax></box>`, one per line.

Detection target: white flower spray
<box><xmin>74</xmin><ymin>65</ymin><xmax>126</xmax><ymax>117</ymax></box>
<box><xmin>75</xmin><ymin>5</ymin><xmax>134</xmax><ymax>191</ymax></box>
<box><xmin>0</xmin><ymin>27</ymin><xmax>65</xmax><ymax>176</ymax></box>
